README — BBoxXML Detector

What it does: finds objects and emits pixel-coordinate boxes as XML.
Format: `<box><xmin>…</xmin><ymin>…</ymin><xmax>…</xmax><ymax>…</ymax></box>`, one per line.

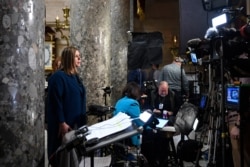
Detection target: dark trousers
<box><xmin>172</xmin><ymin>89</ymin><xmax>184</xmax><ymax>111</ymax></box>
<box><xmin>141</xmin><ymin>129</ymin><xmax>169</xmax><ymax>167</ymax></box>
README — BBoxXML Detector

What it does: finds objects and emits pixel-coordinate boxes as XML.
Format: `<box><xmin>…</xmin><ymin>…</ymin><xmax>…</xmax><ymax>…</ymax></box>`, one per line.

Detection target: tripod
<box><xmin>99</xmin><ymin>86</ymin><xmax>112</xmax><ymax>121</ymax></box>
<box><xmin>200</xmin><ymin>35</ymin><xmax>232</xmax><ymax>167</ymax></box>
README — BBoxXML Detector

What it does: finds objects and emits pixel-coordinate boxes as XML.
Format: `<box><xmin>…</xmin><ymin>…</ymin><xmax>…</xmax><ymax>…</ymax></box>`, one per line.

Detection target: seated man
<box><xmin>151</xmin><ymin>81</ymin><xmax>179</xmax><ymax>125</ymax></box>
<box><xmin>141</xmin><ymin>81</ymin><xmax>179</xmax><ymax>166</ymax></box>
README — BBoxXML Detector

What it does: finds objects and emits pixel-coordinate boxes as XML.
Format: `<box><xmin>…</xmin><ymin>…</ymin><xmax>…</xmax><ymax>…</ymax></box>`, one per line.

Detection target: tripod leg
<box><xmin>212</xmin><ymin>116</ymin><xmax>220</xmax><ymax>164</ymax></box>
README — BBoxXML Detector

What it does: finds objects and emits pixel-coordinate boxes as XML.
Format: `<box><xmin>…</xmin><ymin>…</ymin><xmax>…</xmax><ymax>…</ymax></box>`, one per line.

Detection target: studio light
<box><xmin>204</xmin><ymin>13</ymin><xmax>228</xmax><ymax>39</ymax></box>
<box><xmin>212</xmin><ymin>13</ymin><xmax>227</xmax><ymax>28</ymax></box>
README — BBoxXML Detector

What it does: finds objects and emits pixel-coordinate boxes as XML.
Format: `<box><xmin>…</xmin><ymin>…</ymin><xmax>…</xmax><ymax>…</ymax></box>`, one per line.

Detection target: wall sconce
<box><xmin>173</xmin><ymin>35</ymin><xmax>177</xmax><ymax>47</ymax></box>
<box><xmin>55</xmin><ymin>7</ymin><xmax>70</xmax><ymax>30</ymax></box>
<box><xmin>170</xmin><ymin>35</ymin><xmax>179</xmax><ymax>57</ymax></box>
<box><xmin>137</xmin><ymin>0</ymin><xmax>145</xmax><ymax>21</ymax></box>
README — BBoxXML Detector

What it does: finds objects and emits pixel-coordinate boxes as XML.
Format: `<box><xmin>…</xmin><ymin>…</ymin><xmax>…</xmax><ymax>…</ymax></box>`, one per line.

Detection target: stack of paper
<box><xmin>86</xmin><ymin>112</ymin><xmax>132</xmax><ymax>140</ymax></box>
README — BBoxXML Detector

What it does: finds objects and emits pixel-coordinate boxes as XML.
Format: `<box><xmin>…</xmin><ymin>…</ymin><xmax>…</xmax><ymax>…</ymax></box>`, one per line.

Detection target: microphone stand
<box><xmin>220</xmin><ymin>37</ymin><xmax>226</xmax><ymax>167</ymax></box>
<box><xmin>102</xmin><ymin>87</ymin><xmax>111</xmax><ymax>106</ymax></box>
<box><xmin>179</xmin><ymin>61</ymin><xmax>185</xmax><ymax>167</ymax></box>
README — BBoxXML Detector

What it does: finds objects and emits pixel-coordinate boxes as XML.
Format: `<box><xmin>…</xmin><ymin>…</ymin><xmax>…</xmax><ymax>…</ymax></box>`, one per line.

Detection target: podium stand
<box><xmin>55</xmin><ymin>112</ymin><xmax>155</xmax><ymax>167</ymax></box>
<box><xmin>85</xmin><ymin>126</ymin><xmax>143</xmax><ymax>167</ymax></box>
<box><xmin>56</xmin><ymin>125</ymin><xmax>143</xmax><ymax>167</ymax></box>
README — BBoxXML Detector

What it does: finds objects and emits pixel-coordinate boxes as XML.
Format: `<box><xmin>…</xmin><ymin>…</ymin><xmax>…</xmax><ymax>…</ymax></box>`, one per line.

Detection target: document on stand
<box><xmin>86</xmin><ymin>112</ymin><xmax>132</xmax><ymax>141</ymax></box>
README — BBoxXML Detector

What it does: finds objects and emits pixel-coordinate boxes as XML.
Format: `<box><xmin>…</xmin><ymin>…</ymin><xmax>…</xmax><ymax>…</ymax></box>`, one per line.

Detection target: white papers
<box><xmin>86</xmin><ymin>112</ymin><xmax>132</xmax><ymax>140</ymax></box>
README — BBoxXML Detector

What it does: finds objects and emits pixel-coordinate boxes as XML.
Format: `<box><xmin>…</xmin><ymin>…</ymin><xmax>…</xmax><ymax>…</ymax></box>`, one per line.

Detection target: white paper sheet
<box><xmin>86</xmin><ymin>112</ymin><xmax>132</xmax><ymax>140</ymax></box>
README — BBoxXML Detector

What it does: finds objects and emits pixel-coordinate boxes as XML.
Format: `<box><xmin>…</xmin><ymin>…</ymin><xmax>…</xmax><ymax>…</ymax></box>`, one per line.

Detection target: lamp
<box><xmin>55</xmin><ymin>7</ymin><xmax>70</xmax><ymax>30</ymax></box>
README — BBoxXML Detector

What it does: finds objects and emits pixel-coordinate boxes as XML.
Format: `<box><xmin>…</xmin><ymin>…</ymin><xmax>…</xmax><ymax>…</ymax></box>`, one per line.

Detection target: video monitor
<box><xmin>225</xmin><ymin>85</ymin><xmax>240</xmax><ymax>110</ymax></box>
<box><xmin>191</xmin><ymin>52</ymin><xmax>198</xmax><ymax>64</ymax></box>
<box><xmin>199</xmin><ymin>94</ymin><xmax>208</xmax><ymax>110</ymax></box>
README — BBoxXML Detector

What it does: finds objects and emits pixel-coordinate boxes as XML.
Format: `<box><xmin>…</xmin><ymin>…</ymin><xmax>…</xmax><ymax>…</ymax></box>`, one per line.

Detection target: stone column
<box><xmin>71</xmin><ymin>0</ymin><xmax>111</xmax><ymax>108</ymax></box>
<box><xmin>70</xmin><ymin>0</ymin><xmax>130</xmax><ymax>108</ymax></box>
<box><xmin>0</xmin><ymin>0</ymin><xmax>45</xmax><ymax>166</ymax></box>
<box><xmin>110</xmin><ymin>0</ymin><xmax>130</xmax><ymax>105</ymax></box>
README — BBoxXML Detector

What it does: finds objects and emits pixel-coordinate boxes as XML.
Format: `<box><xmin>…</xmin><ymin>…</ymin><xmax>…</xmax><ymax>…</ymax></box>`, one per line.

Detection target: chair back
<box><xmin>174</xmin><ymin>102</ymin><xmax>198</xmax><ymax>135</ymax></box>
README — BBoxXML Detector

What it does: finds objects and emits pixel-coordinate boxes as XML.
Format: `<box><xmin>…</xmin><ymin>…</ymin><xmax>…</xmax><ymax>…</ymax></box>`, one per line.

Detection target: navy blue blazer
<box><xmin>47</xmin><ymin>70</ymin><xmax>86</xmax><ymax>158</ymax></box>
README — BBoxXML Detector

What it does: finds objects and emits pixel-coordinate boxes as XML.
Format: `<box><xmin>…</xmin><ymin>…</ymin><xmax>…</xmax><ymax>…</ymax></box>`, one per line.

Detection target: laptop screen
<box><xmin>139</xmin><ymin>110</ymin><xmax>152</xmax><ymax>123</ymax></box>
<box><xmin>156</xmin><ymin>118</ymin><xmax>168</xmax><ymax>129</ymax></box>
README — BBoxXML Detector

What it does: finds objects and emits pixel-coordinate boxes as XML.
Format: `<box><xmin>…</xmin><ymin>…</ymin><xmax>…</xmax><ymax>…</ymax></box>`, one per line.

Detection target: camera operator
<box><xmin>158</xmin><ymin>56</ymin><xmax>189</xmax><ymax>110</ymax></box>
<box><xmin>227</xmin><ymin>78</ymin><xmax>250</xmax><ymax>167</ymax></box>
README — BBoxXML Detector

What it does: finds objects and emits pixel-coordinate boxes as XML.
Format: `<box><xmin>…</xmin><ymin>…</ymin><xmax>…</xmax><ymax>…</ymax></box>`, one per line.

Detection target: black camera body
<box><xmin>186</xmin><ymin>11</ymin><xmax>250</xmax><ymax>77</ymax></box>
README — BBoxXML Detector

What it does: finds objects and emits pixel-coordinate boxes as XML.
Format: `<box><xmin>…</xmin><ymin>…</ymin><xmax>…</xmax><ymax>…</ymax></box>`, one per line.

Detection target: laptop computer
<box><xmin>140</xmin><ymin>110</ymin><xmax>169</xmax><ymax>128</ymax></box>
<box><xmin>156</xmin><ymin>118</ymin><xmax>169</xmax><ymax>129</ymax></box>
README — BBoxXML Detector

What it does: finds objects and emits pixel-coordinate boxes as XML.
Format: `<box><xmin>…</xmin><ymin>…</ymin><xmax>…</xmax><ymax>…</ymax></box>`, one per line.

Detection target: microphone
<box><xmin>204</xmin><ymin>27</ymin><xmax>218</xmax><ymax>39</ymax></box>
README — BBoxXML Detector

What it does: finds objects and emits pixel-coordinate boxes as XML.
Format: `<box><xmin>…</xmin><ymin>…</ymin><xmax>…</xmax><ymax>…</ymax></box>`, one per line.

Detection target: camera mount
<box><xmin>101</xmin><ymin>86</ymin><xmax>112</xmax><ymax>106</ymax></box>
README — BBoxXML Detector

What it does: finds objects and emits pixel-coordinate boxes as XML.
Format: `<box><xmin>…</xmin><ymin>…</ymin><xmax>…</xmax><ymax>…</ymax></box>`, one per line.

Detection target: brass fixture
<box><xmin>170</xmin><ymin>35</ymin><xmax>179</xmax><ymax>57</ymax></box>
<box><xmin>55</xmin><ymin>7</ymin><xmax>70</xmax><ymax>30</ymax></box>
<box><xmin>137</xmin><ymin>0</ymin><xmax>145</xmax><ymax>21</ymax></box>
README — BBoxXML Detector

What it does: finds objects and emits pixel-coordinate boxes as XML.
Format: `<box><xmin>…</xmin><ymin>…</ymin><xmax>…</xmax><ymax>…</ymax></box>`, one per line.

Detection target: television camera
<box><xmin>186</xmin><ymin>7</ymin><xmax>250</xmax><ymax>77</ymax></box>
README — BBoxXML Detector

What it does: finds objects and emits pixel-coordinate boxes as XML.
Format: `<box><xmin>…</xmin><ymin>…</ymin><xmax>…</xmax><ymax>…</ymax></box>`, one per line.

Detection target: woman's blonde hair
<box><xmin>61</xmin><ymin>46</ymin><xmax>79</xmax><ymax>75</ymax></box>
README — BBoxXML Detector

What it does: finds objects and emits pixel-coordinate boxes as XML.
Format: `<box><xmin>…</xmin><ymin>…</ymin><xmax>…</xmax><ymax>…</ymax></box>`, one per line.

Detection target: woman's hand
<box><xmin>58</xmin><ymin>122</ymin><xmax>72</xmax><ymax>138</ymax></box>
